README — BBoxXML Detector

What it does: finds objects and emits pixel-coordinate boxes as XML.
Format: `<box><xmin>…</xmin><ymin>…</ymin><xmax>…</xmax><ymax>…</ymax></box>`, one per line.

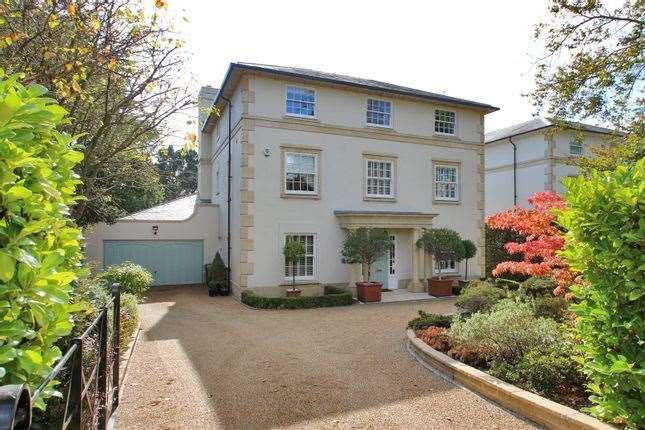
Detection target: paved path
<box><xmin>117</xmin><ymin>287</ymin><xmax>537</xmax><ymax>429</ymax></box>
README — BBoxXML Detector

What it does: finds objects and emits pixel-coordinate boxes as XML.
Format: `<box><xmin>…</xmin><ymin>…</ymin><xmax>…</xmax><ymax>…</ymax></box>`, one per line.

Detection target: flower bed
<box><xmin>241</xmin><ymin>286</ymin><xmax>353</xmax><ymax>309</ymax></box>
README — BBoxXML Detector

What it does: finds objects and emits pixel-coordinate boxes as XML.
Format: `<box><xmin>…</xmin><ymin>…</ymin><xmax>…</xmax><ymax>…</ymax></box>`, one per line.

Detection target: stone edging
<box><xmin>406</xmin><ymin>329</ymin><xmax>615</xmax><ymax>430</ymax></box>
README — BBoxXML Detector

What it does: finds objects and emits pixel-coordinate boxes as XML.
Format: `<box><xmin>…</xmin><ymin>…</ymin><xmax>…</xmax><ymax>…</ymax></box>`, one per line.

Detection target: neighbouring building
<box><xmin>86</xmin><ymin>62</ymin><xmax>499</xmax><ymax>297</ymax></box>
<box><xmin>484</xmin><ymin>118</ymin><xmax>619</xmax><ymax>215</ymax></box>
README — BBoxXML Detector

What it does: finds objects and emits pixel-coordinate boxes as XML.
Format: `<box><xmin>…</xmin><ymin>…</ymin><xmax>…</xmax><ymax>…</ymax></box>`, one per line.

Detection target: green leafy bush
<box><xmin>531</xmin><ymin>296</ymin><xmax>568</xmax><ymax>322</ymax></box>
<box><xmin>407</xmin><ymin>310</ymin><xmax>452</xmax><ymax>330</ymax></box>
<box><xmin>341</xmin><ymin>227</ymin><xmax>392</xmax><ymax>282</ymax></box>
<box><xmin>241</xmin><ymin>288</ymin><xmax>353</xmax><ymax>309</ymax></box>
<box><xmin>449</xmin><ymin>299</ymin><xmax>561</xmax><ymax>364</ymax></box>
<box><xmin>99</xmin><ymin>261</ymin><xmax>152</xmax><ymax>298</ymax></box>
<box><xmin>119</xmin><ymin>293</ymin><xmax>140</xmax><ymax>349</ymax></box>
<box><xmin>455</xmin><ymin>281</ymin><xmax>506</xmax><ymax>313</ymax></box>
<box><xmin>0</xmin><ymin>73</ymin><xmax>86</xmax><ymax>407</ymax></box>
<box><xmin>416</xmin><ymin>228</ymin><xmax>465</xmax><ymax>279</ymax></box>
<box><xmin>559</xmin><ymin>160</ymin><xmax>645</xmax><ymax>428</ymax></box>
<box><xmin>518</xmin><ymin>277</ymin><xmax>557</xmax><ymax>298</ymax></box>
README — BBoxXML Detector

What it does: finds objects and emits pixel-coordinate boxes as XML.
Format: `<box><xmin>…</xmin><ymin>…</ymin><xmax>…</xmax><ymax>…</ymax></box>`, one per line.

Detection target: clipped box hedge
<box><xmin>242</xmin><ymin>286</ymin><xmax>353</xmax><ymax>309</ymax></box>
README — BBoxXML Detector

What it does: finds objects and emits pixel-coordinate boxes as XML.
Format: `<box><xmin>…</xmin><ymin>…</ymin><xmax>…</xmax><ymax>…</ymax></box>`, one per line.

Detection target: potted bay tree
<box><xmin>341</xmin><ymin>227</ymin><xmax>392</xmax><ymax>302</ymax></box>
<box><xmin>283</xmin><ymin>239</ymin><xmax>306</xmax><ymax>298</ymax></box>
<box><xmin>417</xmin><ymin>228</ymin><xmax>465</xmax><ymax>297</ymax></box>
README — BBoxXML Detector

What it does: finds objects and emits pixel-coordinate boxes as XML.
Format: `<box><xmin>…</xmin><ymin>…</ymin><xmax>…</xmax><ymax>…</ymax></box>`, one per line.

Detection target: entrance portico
<box><xmin>334</xmin><ymin>210</ymin><xmax>438</xmax><ymax>293</ymax></box>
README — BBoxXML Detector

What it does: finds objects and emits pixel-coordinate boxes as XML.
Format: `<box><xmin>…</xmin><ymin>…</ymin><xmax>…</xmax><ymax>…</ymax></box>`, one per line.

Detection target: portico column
<box><xmin>407</xmin><ymin>227</ymin><xmax>424</xmax><ymax>292</ymax></box>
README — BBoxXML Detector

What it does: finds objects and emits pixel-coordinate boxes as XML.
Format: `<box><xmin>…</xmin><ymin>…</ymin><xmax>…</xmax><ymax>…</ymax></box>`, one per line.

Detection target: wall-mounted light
<box><xmin>152</xmin><ymin>225</ymin><xmax>159</xmax><ymax>235</ymax></box>
<box><xmin>263</xmin><ymin>148</ymin><xmax>271</xmax><ymax>157</ymax></box>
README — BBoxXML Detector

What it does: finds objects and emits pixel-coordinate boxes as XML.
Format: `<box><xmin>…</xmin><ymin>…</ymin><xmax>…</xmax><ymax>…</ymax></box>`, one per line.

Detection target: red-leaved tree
<box><xmin>486</xmin><ymin>191</ymin><xmax>575</xmax><ymax>296</ymax></box>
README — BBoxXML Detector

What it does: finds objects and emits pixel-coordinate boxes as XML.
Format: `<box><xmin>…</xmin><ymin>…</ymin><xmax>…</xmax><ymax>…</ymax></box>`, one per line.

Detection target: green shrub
<box><xmin>417</xmin><ymin>228</ymin><xmax>465</xmax><ymax>279</ymax></box>
<box><xmin>119</xmin><ymin>293</ymin><xmax>140</xmax><ymax>349</ymax></box>
<box><xmin>485</xmin><ymin>225</ymin><xmax>527</xmax><ymax>281</ymax></box>
<box><xmin>449</xmin><ymin>299</ymin><xmax>561</xmax><ymax>364</ymax></box>
<box><xmin>0</xmin><ymin>73</ymin><xmax>86</xmax><ymax>408</ymax></box>
<box><xmin>100</xmin><ymin>261</ymin><xmax>152</xmax><ymax>298</ymax></box>
<box><xmin>518</xmin><ymin>277</ymin><xmax>558</xmax><ymax>298</ymax></box>
<box><xmin>241</xmin><ymin>288</ymin><xmax>353</xmax><ymax>309</ymax></box>
<box><xmin>559</xmin><ymin>160</ymin><xmax>645</xmax><ymax>428</ymax></box>
<box><xmin>341</xmin><ymin>228</ymin><xmax>392</xmax><ymax>282</ymax></box>
<box><xmin>455</xmin><ymin>281</ymin><xmax>506</xmax><ymax>313</ymax></box>
<box><xmin>407</xmin><ymin>310</ymin><xmax>452</xmax><ymax>330</ymax></box>
<box><xmin>532</xmin><ymin>296</ymin><xmax>568</xmax><ymax>322</ymax></box>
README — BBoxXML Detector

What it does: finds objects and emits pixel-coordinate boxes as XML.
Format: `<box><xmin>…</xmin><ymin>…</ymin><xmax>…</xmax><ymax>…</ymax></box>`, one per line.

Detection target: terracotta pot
<box><xmin>427</xmin><ymin>278</ymin><xmax>454</xmax><ymax>297</ymax></box>
<box><xmin>356</xmin><ymin>282</ymin><xmax>382</xmax><ymax>302</ymax></box>
<box><xmin>286</xmin><ymin>288</ymin><xmax>302</xmax><ymax>298</ymax></box>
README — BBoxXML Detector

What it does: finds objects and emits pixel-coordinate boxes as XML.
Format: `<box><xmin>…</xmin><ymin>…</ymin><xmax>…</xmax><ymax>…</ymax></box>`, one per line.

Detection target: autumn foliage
<box><xmin>486</xmin><ymin>192</ymin><xmax>575</xmax><ymax>295</ymax></box>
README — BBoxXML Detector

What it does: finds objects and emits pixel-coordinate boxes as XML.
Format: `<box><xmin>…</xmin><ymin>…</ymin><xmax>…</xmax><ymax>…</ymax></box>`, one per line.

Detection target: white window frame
<box><xmin>434</xmin><ymin>109</ymin><xmax>457</xmax><ymax>136</ymax></box>
<box><xmin>435</xmin><ymin>259</ymin><xmax>458</xmax><ymax>274</ymax></box>
<box><xmin>569</xmin><ymin>140</ymin><xmax>583</xmax><ymax>156</ymax></box>
<box><xmin>284</xmin><ymin>151</ymin><xmax>318</xmax><ymax>196</ymax></box>
<box><xmin>283</xmin><ymin>233</ymin><xmax>316</xmax><ymax>282</ymax></box>
<box><xmin>285</xmin><ymin>85</ymin><xmax>317</xmax><ymax>119</ymax></box>
<box><xmin>434</xmin><ymin>164</ymin><xmax>459</xmax><ymax>201</ymax></box>
<box><xmin>366</xmin><ymin>98</ymin><xmax>392</xmax><ymax>128</ymax></box>
<box><xmin>365</xmin><ymin>158</ymin><xmax>394</xmax><ymax>198</ymax></box>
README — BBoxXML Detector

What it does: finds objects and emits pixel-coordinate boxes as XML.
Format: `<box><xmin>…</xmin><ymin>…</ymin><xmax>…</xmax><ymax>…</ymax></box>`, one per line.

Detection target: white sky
<box><xmin>165</xmin><ymin>0</ymin><xmax>551</xmax><ymax>147</ymax></box>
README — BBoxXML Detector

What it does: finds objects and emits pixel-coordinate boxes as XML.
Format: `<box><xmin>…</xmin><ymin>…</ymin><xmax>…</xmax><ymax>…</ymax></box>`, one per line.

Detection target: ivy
<box><xmin>559</xmin><ymin>160</ymin><xmax>644</xmax><ymax>428</ymax></box>
<box><xmin>0</xmin><ymin>71</ymin><xmax>86</xmax><ymax>409</ymax></box>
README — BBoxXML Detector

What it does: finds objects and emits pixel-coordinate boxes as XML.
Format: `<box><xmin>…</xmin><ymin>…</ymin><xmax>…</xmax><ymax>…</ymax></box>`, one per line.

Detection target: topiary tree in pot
<box><xmin>417</xmin><ymin>228</ymin><xmax>465</xmax><ymax>296</ymax></box>
<box><xmin>207</xmin><ymin>252</ymin><xmax>228</xmax><ymax>296</ymax></box>
<box><xmin>283</xmin><ymin>239</ymin><xmax>306</xmax><ymax>297</ymax></box>
<box><xmin>341</xmin><ymin>227</ymin><xmax>392</xmax><ymax>302</ymax></box>
<box><xmin>461</xmin><ymin>239</ymin><xmax>477</xmax><ymax>281</ymax></box>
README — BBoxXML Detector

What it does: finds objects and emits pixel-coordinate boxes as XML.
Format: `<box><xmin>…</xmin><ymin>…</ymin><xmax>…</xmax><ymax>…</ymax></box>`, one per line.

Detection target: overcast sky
<box><xmin>165</xmin><ymin>0</ymin><xmax>552</xmax><ymax>147</ymax></box>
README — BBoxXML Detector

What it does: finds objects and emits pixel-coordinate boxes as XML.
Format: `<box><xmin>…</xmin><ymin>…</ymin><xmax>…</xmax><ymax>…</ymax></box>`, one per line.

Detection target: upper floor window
<box><xmin>434</xmin><ymin>110</ymin><xmax>456</xmax><ymax>135</ymax></box>
<box><xmin>284</xmin><ymin>234</ymin><xmax>315</xmax><ymax>280</ymax></box>
<box><xmin>366</xmin><ymin>159</ymin><xmax>393</xmax><ymax>198</ymax></box>
<box><xmin>366</xmin><ymin>99</ymin><xmax>392</xmax><ymax>127</ymax></box>
<box><xmin>286</xmin><ymin>86</ymin><xmax>316</xmax><ymax>117</ymax></box>
<box><xmin>569</xmin><ymin>140</ymin><xmax>583</xmax><ymax>156</ymax></box>
<box><xmin>434</xmin><ymin>164</ymin><xmax>459</xmax><ymax>201</ymax></box>
<box><xmin>285</xmin><ymin>152</ymin><xmax>317</xmax><ymax>195</ymax></box>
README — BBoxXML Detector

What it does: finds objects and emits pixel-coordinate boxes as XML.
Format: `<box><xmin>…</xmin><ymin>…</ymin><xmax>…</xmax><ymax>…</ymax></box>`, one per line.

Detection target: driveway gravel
<box><xmin>117</xmin><ymin>287</ymin><xmax>537</xmax><ymax>429</ymax></box>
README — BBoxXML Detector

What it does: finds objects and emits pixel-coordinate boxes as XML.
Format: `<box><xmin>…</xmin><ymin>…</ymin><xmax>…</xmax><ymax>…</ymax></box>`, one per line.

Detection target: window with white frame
<box><xmin>434</xmin><ymin>164</ymin><xmax>459</xmax><ymax>201</ymax></box>
<box><xmin>284</xmin><ymin>234</ymin><xmax>315</xmax><ymax>279</ymax></box>
<box><xmin>285</xmin><ymin>152</ymin><xmax>317</xmax><ymax>194</ymax></box>
<box><xmin>434</xmin><ymin>110</ymin><xmax>456</xmax><ymax>135</ymax></box>
<box><xmin>286</xmin><ymin>86</ymin><xmax>316</xmax><ymax>117</ymax></box>
<box><xmin>366</xmin><ymin>99</ymin><xmax>392</xmax><ymax>127</ymax></box>
<box><xmin>435</xmin><ymin>259</ymin><xmax>457</xmax><ymax>273</ymax></box>
<box><xmin>569</xmin><ymin>140</ymin><xmax>583</xmax><ymax>155</ymax></box>
<box><xmin>366</xmin><ymin>159</ymin><xmax>393</xmax><ymax>198</ymax></box>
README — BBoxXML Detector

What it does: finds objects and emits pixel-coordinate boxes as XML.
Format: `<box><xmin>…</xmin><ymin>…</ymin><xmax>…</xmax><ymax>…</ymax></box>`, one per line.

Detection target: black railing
<box><xmin>0</xmin><ymin>283</ymin><xmax>122</xmax><ymax>430</ymax></box>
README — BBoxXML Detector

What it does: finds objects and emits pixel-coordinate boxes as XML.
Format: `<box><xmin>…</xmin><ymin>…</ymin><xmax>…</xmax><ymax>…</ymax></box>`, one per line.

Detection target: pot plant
<box><xmin>283</xmin><ymin>239</ymin><xmax>306</xmax><ymax>298</ymax></box>
<box><xmin>458</xmin><ymin>239</ymin><xmax>477</xmax><ymax>292</ymax></box>
<box><xmin>341</xmin><ymin>227</ymin><xmax>392</xmax><ymax>302</ymax></box>
<box><xmin>416</xmin><ymin>228</ymin><xmax>465</xmax><ymax>297</ymax></box>
<box><xmin>207</xmin><ymin>252</ymin><xmax>228</xmax><ymax>296</ymax></box>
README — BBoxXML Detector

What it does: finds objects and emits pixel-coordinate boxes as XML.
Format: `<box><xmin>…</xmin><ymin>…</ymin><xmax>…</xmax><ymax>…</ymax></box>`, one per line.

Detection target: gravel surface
<box><xmin>117</xmin><ymin>287</ymin><xmax>538</xmax><ymax>430</ymax></box>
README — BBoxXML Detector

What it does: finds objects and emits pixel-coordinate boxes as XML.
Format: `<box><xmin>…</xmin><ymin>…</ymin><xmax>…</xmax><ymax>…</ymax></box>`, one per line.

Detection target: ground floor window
<box><xmin>435</xmin><ymin>259</ymin><xmax>458</xmax><ymax>273</ymax></box>
<box><xmin>284</xmin><ymin>234</ymin><xmax>315</xmax><ymax>280</ymax></box>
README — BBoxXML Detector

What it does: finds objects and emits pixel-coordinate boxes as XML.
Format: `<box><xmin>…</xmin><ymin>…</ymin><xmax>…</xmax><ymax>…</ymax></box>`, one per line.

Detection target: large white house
<box><xmin>484</xmin><ymin>118</ymin><xmax>618</xmax><ymax>215</ymax></box>
<box><xmin>86</xmin><ymin>62</ymin><xmax>498</xmax><ymax>297</ymax></box>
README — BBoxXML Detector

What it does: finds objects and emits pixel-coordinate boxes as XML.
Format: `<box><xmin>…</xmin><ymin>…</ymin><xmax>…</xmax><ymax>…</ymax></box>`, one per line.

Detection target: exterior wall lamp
<box><xmin>152</xmin><ymin>225</ymin><xmax>159</xmax><ymax>235</ymax></box>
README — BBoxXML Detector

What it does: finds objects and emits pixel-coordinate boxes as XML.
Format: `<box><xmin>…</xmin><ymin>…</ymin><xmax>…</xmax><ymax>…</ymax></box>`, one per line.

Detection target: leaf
<box><xmin>0</xmin><ymin>252</ymin><xmax>16</xmax><ymax>282</ymax></box>
<box><xmin>4</xmin><ymin>185</ymin><xmax>32</xmax><ymax>202</ymax></box>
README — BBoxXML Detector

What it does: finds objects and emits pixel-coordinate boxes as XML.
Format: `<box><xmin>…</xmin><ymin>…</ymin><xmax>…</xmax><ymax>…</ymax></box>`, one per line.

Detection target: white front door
<box><xmin>388</xmin><ymin>235</ymin><xmax>398</xmax><ymax>289</ymax></box>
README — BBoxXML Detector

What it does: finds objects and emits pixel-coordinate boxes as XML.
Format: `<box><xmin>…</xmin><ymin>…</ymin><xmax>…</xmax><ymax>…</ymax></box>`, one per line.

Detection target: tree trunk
<box><xmin>465</xmin><ymin>259</ymin><xmax>469</xmax><ymax>280</ymax></box>
<box><xmin>362</xmin><ymin>262</ymin><xmax>370</xmax><ymax>283</ymax></box>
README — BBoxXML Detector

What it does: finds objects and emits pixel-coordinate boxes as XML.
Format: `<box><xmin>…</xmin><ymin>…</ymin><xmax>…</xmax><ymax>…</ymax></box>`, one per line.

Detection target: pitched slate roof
<box><xmin>485</xmin><ymin>117</ymin><xmax>619</xmax><ymax>144</ymax></box>
<box><xmin>236</xmin><ymin>62</ymin><xmax>498</xmax><ymax>112</ymax></box>
<box><xmin>119</xmin><ymin>195</ymin><xmax>197</xmax><ymax>221</ymax></box>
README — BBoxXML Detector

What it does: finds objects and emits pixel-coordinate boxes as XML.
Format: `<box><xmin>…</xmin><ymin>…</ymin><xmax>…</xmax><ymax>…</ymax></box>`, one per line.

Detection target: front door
<box><xmin>371</xmin><ymin>235</ymin><xmax>397</xmax><ymax>290</ymax></box>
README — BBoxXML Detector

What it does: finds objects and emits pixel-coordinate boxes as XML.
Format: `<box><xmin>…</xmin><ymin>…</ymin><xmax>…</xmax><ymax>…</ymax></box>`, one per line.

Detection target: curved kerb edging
<box><xmin>406</xmin><ymin>329</ymin><xmax>616</xmax><ymax>430</ymax></box>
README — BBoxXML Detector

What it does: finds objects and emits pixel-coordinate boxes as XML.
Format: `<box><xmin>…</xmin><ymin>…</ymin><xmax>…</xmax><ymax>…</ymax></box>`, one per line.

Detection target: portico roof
<box><xmin>334</xmin><ymin>210</ymin><xmax>437</xmax><ymax>229</ymax></box>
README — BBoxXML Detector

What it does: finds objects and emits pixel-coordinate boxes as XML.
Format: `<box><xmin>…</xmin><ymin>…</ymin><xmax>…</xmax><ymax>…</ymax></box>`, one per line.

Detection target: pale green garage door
<box><xmin>104</xmin><ymin>240</ymin><xmax>204</xmax><ymax>286</ymax></box>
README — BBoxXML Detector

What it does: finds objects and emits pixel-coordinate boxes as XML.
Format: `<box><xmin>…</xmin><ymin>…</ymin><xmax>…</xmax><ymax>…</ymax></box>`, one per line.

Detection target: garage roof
<box><xmin>119</xmin><ymin>195</ymin><xmax>197</xmax><ymax>221</ymax></box>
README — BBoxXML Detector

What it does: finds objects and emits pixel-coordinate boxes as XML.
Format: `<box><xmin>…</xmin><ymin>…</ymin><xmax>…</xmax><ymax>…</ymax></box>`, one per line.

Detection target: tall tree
<box><xmin>0</xmin><ymin>0</ymin><xmax>192</xmax><ymax>225</ymax></box>
<box><xmin>155</xmin><ymin>145</ymin><xmax>198</xmax><ymax>201</ymax></box>
<box><xmin>533</xmin><ymin>0</ymin><xmax>644</xmax><ymax>129</ymax></box>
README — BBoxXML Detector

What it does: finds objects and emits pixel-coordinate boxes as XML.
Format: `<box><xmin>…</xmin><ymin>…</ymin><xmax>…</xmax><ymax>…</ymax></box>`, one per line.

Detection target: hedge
<box><xmin>241</xmin><ymin>286</ymin><xmax>353</xmax><ymax>309</ymax></box>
